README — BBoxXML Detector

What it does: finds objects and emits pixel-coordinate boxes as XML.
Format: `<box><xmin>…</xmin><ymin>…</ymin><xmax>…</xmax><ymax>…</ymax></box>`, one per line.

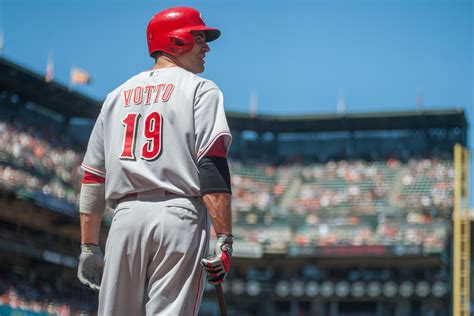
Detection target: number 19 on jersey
<box><xmin>119</xmin><ymin>111</ymin><xmax>163</xmax><ymax>161</ymax></box>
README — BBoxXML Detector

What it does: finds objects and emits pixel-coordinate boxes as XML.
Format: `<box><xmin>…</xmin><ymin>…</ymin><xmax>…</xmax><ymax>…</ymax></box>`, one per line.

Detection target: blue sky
<box><xmin>1</xmin><ymin>0</ymin><xmax>471</xmax><ymax>114</ymax></box>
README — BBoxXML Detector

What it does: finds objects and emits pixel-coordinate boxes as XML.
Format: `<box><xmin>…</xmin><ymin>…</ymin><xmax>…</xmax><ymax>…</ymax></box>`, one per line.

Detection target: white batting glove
<box><xmin>201</xmin><ymin>234</ymin><xmax>233</xmax><ymax>284</ymax></box>
<box><xmin>77</xmin><ymin>244</ymin><xmax>104</xmax><ymax>291</ymax></box>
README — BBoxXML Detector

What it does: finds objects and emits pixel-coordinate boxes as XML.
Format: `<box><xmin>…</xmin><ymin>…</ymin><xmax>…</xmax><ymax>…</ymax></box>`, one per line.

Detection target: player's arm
<box><xmin>202</xmin><ymin>193</ymin><xmax>231</xmax><ymax>235</ymax></box>
<box><xmin>200</xmin><ymin>137</ymin><xmax>232</xmax><ymax>233</ymax></box>
<box><xmin>199</xmin><ymin>138</ymin><xmax>233</xmax><ymax>284</ymax></box>
<box><xmin>77</xmin><ymin>171</ymin><xmax>106</xmax><ymax>291</ymax></box>
<box><xmin>78</xmin><ymin>105</ymin><xmax>107</xmax><ymax>291</ymax></box>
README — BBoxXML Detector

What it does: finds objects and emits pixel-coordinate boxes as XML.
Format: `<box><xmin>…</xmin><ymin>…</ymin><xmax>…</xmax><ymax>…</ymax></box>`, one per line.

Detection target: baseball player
<box><xmin>77</xmin><ymin>7</ymin><xmax>233</xmax><ymax>315</ymax></box>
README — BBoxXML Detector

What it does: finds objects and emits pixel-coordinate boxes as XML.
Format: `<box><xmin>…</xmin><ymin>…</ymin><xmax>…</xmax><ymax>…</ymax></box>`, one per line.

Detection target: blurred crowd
<box><xmin>0</xmin><ymin>120</ymin><xmax>81</xmax><ymax>205</ymax></box>
<box><xmin>400</xmin><ymin>158</ymin><xmax>454</xmax><ymax>212</ymax></box>
<box><xmin>0</xmin><ymin>105</ymin><xmax>455</xmax><ymax>253</ymax></box>
<box><xmin>228</xmin><ymin>159</ymin><xmax>452</xmax><ymax>252</ymax></box>
<box><xmin>0</xmin><ymin>276</ymin><xmax>95</xmax><ymax>315</ymax></box>
<box><xmin>293</xmin><ymin>221</ymin><xmax>447</xmax><ymax>253</ymax></box>
<box><xmin>292</xmin><ymin>160</ymin><xmax>396</xmax><ymax>215</ymax></box>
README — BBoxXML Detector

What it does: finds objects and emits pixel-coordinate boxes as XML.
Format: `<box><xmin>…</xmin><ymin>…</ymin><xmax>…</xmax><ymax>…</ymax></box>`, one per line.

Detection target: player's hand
<box><xmin>77</xmin><ymin>243</ymin><xmax>104</xmax><ymax>291</ymax></box>
<box><xmin>201</xmin><ymin>234</ymin><xmax>233</xmax><ymax>284</ymax></box>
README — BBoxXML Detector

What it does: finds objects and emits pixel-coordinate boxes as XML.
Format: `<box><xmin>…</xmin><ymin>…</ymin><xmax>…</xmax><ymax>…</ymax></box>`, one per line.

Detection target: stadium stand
<box><xmin>0</xmin><ymin>57</ymin><xmax>467</xmax><ymax>315</ymax></box>
<box><xmin>0</xmin><ymin>114</ymin><xmax>453</xmax><ymax>253</ymax></box>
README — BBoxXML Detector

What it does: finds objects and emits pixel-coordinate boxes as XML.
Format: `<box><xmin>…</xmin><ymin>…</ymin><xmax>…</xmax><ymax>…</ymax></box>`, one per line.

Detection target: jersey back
<box><xmin>81</xmin><ymin>67</ymin><xmax>232</xmax><ymax>203</ymax></box>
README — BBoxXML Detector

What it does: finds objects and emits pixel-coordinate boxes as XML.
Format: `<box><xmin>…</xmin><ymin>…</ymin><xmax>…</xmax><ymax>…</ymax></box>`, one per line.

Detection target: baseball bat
<box><xmin>215</xmin><ymin>283</ymin><xmax>227</xmax><ymax>316</ymax></box>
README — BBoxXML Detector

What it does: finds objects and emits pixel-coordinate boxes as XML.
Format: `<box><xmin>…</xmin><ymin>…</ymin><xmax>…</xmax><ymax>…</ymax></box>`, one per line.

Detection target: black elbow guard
<box><xmin>198</xmin><ymin>157</ymin><xmax>232</xmax><ymax>195</ymax></box>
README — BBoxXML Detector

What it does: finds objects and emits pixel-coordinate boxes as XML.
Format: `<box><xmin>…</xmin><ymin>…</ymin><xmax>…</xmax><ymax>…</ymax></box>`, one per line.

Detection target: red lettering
<box><xmin>141</xmin><ymin>112</ymin><xmax>162</xmax><ymax>161</ymax></box>
<box><xmin>162</xmin><ymin>84</ymin><xmax>175</xmax><ymax>102</ymax></box>
<box><xmin>153</xmin><ymin>84</ymin><xmax>165</xmax><ymax>103</ymax></box>
<box><xmin>123</xmin><ymin>89</ymin><xmax>133</xmax><ymax>107</ymax></box>
<box><xmin>133</xmin><ymin>86</ymin><xmax>143</xmax><ymax>105</ymax></box>
<box><xmin>119</xmin><ymin>113</ymin><xmax>141</xmax><ymax>160</ymax></box>
<box><xmin>125</xmin><ymin>84</ymin><xmax>173</xmax><ymax>107</ymax></box>
<box><xmin>144</xmin><ymin>85</ymin><xmax>155</xmax><ymax>105</ymax></box>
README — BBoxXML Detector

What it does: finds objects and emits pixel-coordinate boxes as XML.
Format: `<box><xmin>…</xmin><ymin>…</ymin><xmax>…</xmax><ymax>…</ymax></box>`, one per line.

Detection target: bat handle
<box><xmin>215</xmin><ymin>283</ymin><xmax>228</xmax><ymax>316</ymax></box>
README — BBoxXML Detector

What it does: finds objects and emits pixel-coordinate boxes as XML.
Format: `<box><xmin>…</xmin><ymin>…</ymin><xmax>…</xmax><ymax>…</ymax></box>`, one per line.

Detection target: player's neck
<box><xmin>153</xmin><ymin>55</ymin><xmax>182</xmax><ymax>70</ymax></box>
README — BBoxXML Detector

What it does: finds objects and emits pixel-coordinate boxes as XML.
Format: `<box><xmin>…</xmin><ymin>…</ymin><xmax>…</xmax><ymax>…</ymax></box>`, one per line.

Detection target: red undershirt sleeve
<box><xmin>82</xmin><ymin>171</ymin><xmax>106</xmax><ymax>184</ymax></box>
<box><xmin>204</xmin><ymin>137</ymin><xmax>228</xmax><ymax>158</ymax></box>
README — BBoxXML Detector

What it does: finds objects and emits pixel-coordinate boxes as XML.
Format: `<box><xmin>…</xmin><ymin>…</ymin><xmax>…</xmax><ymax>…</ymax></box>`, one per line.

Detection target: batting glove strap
<box><xmin>215</xmin><ymin>234</ymin><xmax>233</xmax><ymax>253</ymax></box>
<box><xmin>81</xmin><ymin>243</ymin><xmax>101</xmax><ymax>253</ymax></box>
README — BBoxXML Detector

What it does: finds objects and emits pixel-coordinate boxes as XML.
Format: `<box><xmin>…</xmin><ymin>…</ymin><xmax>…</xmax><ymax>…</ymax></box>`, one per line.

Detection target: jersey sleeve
<box><xmin>194</xmin><ymin>84</ymin><xmax>232</xmax><ymax>162</ymax></box>
<box><xmin>81</xmin><ymin>111</ymin><xmax>106</xmax><ymax>177</ymax></box>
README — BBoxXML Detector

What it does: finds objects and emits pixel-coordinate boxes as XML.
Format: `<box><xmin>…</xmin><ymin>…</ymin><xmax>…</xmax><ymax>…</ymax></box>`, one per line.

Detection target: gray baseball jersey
<box><xmin>82</xmin><ymin>67</ymin><xmax>232</xmax><ymax>204</ymax></box>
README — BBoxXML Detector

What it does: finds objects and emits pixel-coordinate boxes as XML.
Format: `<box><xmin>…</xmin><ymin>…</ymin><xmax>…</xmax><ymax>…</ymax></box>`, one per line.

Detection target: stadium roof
<box><xmin>226</xmin><ymin>109</ymin><xmax>467</xmax><ymax>133</ymax></box>
<box><xmin>0</xmin><ymin>56</ymin><xmax>468</xmax><ymax>134</ymax></box>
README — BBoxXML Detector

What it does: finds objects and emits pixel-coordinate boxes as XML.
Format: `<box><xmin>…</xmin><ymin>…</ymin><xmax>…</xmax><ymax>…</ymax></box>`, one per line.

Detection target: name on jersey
<box><xmin>123</xmin><ymin>84</ymin><xmax>175</xmax><ymax>107</ymax></box>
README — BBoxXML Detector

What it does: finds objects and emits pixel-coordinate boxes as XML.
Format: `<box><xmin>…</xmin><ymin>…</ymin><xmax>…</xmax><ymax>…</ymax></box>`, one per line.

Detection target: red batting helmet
<box><xmin>146</xmin><ymin>7</ymin><xmax>221</xmax><ymax>57</ymax></box>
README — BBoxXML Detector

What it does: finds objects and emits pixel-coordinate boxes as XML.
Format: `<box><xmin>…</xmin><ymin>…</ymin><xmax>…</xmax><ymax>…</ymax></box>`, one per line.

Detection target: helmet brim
<box><xmin>188</xmin><ymin>26</ymin><xmax>221</xmax><ymax>42</ymax></box>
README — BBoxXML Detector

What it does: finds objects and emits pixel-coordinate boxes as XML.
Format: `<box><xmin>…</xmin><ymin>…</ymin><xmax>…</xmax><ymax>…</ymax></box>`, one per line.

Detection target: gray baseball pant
<box><xmin>98</xmin><ymin>194</ymin><xmax>209</xmax><ymax>316</ymax></box>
